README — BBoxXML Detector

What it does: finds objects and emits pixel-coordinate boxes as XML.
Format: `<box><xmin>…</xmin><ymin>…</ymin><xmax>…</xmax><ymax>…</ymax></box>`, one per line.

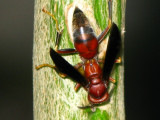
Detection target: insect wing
<box><xmin>102</xmin><ymin>23</ymin><xmax>121</xmax><ymax>81</ymax></box>
<box><xmin>50</xmin><ymin>48</ymin><xmax>88</xmax><ymax>88</ymax></box>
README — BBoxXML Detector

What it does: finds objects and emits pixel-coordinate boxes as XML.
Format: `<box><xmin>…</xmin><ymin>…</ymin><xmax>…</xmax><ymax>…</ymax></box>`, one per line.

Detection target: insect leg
<box><xmin>36</xmin><ymin>64</ymin><xmax>56</xmax><ymax>70</ymax></box>
<box><xmin>42</xmin><ymin>8</ymin><xmax>60</xmax><ymax>33</ymax></box>
<box><xmin>109</xmin><ymin>77</ymin><xmax>116</xmax><ymax>84</ymax></box>
<box><xmin>54</xmin><ymin>30</ymin><xmax>77</xmax><ymax>54</ymax></box>
<box><xmin>36</xmin><ymin>61</ymin><xmax>83</xmax><ymax>79</ymax></box>
<box><xmin>74</xmin><ymin>62</ymin><xmax>83</xmax><ymax>69</ymax></box>
<box><xmin>35</xmin><ymin>64</ymin><xmax>67</xmax><ymax>78</ymax></box>
<box><xmin>78</xmin><ymin>104</ymin><xmax>96</xmax><ymax>112</ymax></box>
<box><xmin>115</xmin><ymin>57</ymin><xmax>121</xmax><ymax>63</ymax></box>
<box><xmin>74</xmin><ymin>83</ymin><xmax>81</xmax><ymax>91</ymax></box>
<box><xmin>42</xmin><ymin>8</ymin><xmax>78</xmax><ymax>55</ymax></box>
<box><xmin>74</xmin><ymin>62</ymin><xmax>84</xmax><ymax>91</ymax></box>
<box><xmin>98</xmin><ymin>0</ymin><xmax>112</xmax><ymax>43</ymax></box>
<box><xmin>56</xmin><ymin>47</ymin><xmax>78</xmax><ymax>54</ymax></box>
<box><xmin>98</xmin><ymin>57</ymin><xmax>121</xmax><ymax>64</ymax></box>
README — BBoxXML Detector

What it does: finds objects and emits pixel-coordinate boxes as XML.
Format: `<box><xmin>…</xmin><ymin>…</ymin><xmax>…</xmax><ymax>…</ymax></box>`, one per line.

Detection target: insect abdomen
<box><xmin>72</xmin><ymin>7</ymin><xmax>98</xmax><ymax>59</ymax></box>
<box><xmin>72</xmin><ymin>7</ymin><xmax>90</xmax><ymax>31</ymax></box>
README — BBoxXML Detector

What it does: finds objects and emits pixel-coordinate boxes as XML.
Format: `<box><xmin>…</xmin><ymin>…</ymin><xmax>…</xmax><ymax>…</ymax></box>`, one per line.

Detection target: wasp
<box><xmin>36</xmin><ymin>0</ymin><xmax>121</xmax><ymax>107</ymax></box>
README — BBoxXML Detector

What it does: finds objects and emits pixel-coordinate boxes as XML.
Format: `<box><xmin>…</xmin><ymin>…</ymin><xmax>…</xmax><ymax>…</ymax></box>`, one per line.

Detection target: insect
<box><xmin>36</xmin><ymin>0</ymin><xmax>121</xmax><ymax>107</ymax></box>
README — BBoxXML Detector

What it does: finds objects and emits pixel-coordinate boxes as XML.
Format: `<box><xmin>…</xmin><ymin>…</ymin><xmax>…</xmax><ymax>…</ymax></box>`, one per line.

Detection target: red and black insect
<box><xmin>36</xmin><ymin>0</ymin><xmax>121</xmax><ymax>106</ymax></box>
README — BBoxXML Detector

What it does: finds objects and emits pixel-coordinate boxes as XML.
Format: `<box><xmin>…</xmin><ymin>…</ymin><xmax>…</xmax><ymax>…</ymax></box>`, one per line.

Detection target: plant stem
<box><xmin>33</xmin><ymin>0</ymin><xmax>126</xmax><ymax>119</ymax></box>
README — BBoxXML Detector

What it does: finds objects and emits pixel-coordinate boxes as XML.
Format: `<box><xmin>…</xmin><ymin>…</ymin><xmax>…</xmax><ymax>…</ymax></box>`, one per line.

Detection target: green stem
<box><xmin>33</xmin><ymin>0</ymin><xmax>126</xmax><ymax>119</ymax></box>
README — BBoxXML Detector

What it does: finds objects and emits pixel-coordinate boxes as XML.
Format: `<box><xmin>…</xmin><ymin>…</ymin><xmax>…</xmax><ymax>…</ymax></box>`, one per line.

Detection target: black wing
<box><xmin>102</xmin><ymin>23</ymin><xmax>121</xmax><ymax>81</ymax></box>
<box><xmin>50</xmin><ymin>48</ymin><xmax>88</xmax><ymax>88</ymax></box>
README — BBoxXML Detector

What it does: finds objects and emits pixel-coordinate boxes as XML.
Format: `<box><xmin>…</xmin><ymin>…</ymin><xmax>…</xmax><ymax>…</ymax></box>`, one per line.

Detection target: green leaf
<box><xmin>85</xmin><ymin>108</ymin><xmax>110</xmax><ymax>120</ymax></box>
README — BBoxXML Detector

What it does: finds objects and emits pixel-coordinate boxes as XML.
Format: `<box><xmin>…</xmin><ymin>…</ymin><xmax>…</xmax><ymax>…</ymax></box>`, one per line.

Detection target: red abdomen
<box><xmin>72</xmin><ymin>8</ymin><xmax>98</xmax><ymax>59</ymax></box>
<box><xmin>74</xmin><ymin>32</ymin><xmax>98</xmax><ymax>59</ymax></box>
